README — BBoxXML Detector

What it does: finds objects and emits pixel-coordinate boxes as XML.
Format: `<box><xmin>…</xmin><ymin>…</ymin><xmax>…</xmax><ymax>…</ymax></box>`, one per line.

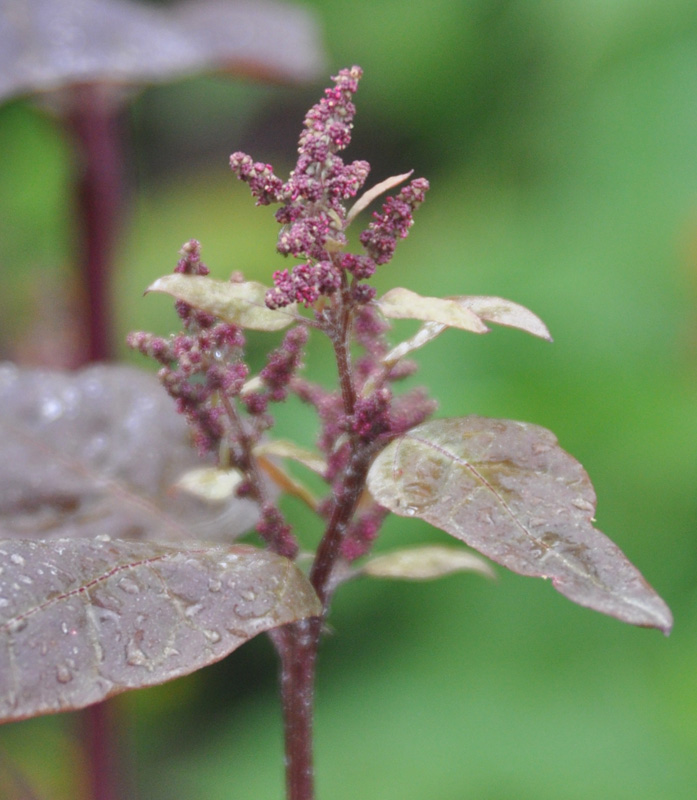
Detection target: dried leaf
<box><xmin>174</xmin><ymin>468</ymin><xmax>244</xmax><ymax>502</ymax></box>
<box><xmin>254</xmin><ymin>440</ymin><xmax>327</xmax><ymax>475</ymax></box>
<box><xmin>254</xmin><ymin>455</ymin><xmax>319</xmax><ymax>512</ymax></box>
<box><xmin>367</xmin><ymin>417</ymin><xmax>673</xmax><ymax>633</ymax></box>
<box><xmin>376</xmin><ymin>288</ymin><xmax>488</xmax><ymax>333</ymax></box>
<box><xmin>0</xmin><ymin>0</ymin><xmax>324</xmax><ymax>103</ymax></box>
<box><xmin>0</xmin><ymin>538</ymin><xmax>321</xmax><ymax>721</ymax></box>
<box><xmin>146</xmin><ymin>274</ymin><xmax>296</xmax><ymax>331</ymax></box>
<box><xmin>381</xmin><ymin>321</ymin><xmax>444</xmax><ymax>370</ymax></box>
<box><xmin>0</xmin><ymin>363</ymin><xmax>260</xmax><ymax>542</ymax></box>
<box><xmin>362</xmin><ymin>545</ymin><xmax>496</xmax><ymax>581</ymax></box>
<box><xmin>346</xmin><ymin>171</ymin><xmax>414</xmax><ymax>225</ymax></box>
<box><xmin>452</xmin><ymin>296</ymin><xmax>552</xmax><ymax>341</ymax></box>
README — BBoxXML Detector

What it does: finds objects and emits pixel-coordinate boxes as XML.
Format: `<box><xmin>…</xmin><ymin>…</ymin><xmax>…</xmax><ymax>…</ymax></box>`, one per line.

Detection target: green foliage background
<box><xmin>1</xmin><ymin>1</ymin><xmax>696</xmax><ymax>797</ymax></box>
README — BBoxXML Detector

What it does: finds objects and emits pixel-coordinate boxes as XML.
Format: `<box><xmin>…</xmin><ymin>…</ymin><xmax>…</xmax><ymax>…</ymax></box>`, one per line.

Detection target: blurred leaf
<box><xmin>361</xmin><ymin>545</ymin><xmax>496</xmax><ymax>581</ymax></box>
<box><xmin>0</xmin><ymin>538</ymin><xmax>321</xmax><ymax>721</ymax></box>
<box><xmin>146</xmin><ymin>274</ymin><xmax>297</xmax><ymax>331</ymax></box>
<box><xmin>174</xmin><ymin>467</ymin><xmax>244</xmax><ymax>502</ymax></box>
<box><xmin>376</xmin><ymin>287</ymin><xmax>487</xmax><ymax>332</ymax></box>
<box><xmin>346</xmin><ymin>171</ymin><xmax>413</xmax><ymax>225</ymax></box>
<box><xmin>254</xmin><ymin>439</ymin><xmax>327</xmax><ymax>475</ymax></box>
<box><xmin>0</xmin><ymin>0</ymin><xmax>324</xmax><ymax>103</ymax></box>
<box><xmin>0</xmin><ymin>363</ymin><xmax>259</xmax><ymax>542</ymax></box>
<box><xmin>367</xmin><ymin>417</ymin><xmax>672</xmax><ymax>633</ymax></box>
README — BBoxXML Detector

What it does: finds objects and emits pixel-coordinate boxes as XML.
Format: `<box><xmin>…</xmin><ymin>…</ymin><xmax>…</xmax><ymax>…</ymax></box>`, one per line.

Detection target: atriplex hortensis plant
<box><xmin>0</xmin><ymin>67</ymin><xmax>672</xmax><ymax>800</ymax></box>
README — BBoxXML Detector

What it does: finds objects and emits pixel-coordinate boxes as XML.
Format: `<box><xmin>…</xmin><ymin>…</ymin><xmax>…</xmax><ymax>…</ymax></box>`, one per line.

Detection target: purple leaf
<box><xmin>367</xmin><ymin>417</ymin><xmax>672</xmax><ymax>633</ymax></box>
<box><xmin>0</xmin><ymin>363</ymin><xmax>260</xmax><ymax>542</ymax></box>
<box><xmin>0</xmin><ymin>0</ymin><xmax>324</xmax><ymax>103</ymax></box>
<box><xmin>0</xmin><ymin>538</ymin><xmax>321</xmax><ymax>721</ymax></box>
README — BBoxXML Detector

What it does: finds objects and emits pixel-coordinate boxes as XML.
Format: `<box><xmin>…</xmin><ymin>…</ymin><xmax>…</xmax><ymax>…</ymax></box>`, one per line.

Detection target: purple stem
<box><xmin>68</xmin><ymin>84</ymin><xmax>124</xmax><ymax>362</ymax></box>
<box><xmin>68</xmin><ymin>84</ymin><xmax>126</xmax><ymax>799</ymax></box>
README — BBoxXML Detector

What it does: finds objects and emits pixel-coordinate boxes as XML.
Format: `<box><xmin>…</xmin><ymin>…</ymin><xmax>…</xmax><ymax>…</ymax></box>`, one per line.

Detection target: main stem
<box><xmin>279</xmin><ymin>287</ymin><xmax>366</xmax><ymax>800</ymax></box>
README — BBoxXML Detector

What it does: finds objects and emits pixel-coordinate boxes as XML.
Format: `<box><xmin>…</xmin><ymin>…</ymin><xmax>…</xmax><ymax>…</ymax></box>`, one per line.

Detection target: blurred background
<box><xmin>1</xmin><ymin>0</ymin><xmax>696</xmax><ymax>798</ymax></box>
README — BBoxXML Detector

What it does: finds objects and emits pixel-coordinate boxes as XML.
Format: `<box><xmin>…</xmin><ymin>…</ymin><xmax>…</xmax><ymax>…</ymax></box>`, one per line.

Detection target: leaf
<box><xmin>381</xmin><ymin>321</ymin><xmax>445</xmax><ymax>370</ymax></box>
<box><xmin>376</xmin><ymin>288</ymin><xmax>488</xmax><ymax>333</ymax></box>
<box><xmin>451</xmin><ymin>296</ymin><xmax>552</xmax><ymax>341</ymax></box>
<box><xmin>346</xmin><ymin>171</ymin><xmax>414</xmax><ymax>225</ymax></box>
<box><xmin>146</xmin><ymin>274</ymin><xmax>296</xmax><ymax>331</ymax></box>
<box><xmin>0</xmin><ymin>538</ymin><xmax>321</xmax><ymax>721</ymax></box>
<box><xmin>0</xmin><ymin>0</ymin><xmax>324</xmax><ymax>103</ymax></box>
<box><xmin>367</xmin><ymin>417</ymin><xmax>673</xmax><ymax>634</ymax></box>
<box><xmin>0</xmin><ymin>363</ymin><xmax>260</xmax><ymax>542</ymax></box>
<box><xmin>362</xmin><ymin>545</ymin><xmax>496</xmax><ymax>581</ymax></box>
<box><xmin>254</xmin><ymin>440</ymin><xmax>327</xmax><ymax>475</ymax></box>
<box><xmin>174</xmin><ymin>468</ymin><xmax>244</xmax><ymax>502</ymax></box>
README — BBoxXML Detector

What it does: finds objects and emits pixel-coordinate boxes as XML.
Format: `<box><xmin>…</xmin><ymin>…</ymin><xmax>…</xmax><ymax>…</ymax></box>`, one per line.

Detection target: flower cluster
<box><xmin>231</xmin><ymin>67</ymin><xmax>428</xmax><ymax>313</ymax></box>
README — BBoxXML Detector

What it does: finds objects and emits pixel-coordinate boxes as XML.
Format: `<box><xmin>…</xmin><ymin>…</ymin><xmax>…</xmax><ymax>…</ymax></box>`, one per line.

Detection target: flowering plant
<box><xmin>0</xmin><ymin>67</ymin><xmax>671</xmax><ymax>800</ymax></box>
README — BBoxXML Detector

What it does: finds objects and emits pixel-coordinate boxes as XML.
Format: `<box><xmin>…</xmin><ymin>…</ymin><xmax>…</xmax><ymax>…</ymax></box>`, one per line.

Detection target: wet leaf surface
<box><xmin>0</xmin><ymin>0</ymin><xmax>324</xmax><ymax>103</ymax></box>
<box><xmin>146</xmin><ymin>274</ymin><xmax>297</xmax><ymax>331</ymax></box>
<box><xmin>0</xmin><ymin>538</ymin><xmax>321</xmax><ymax>721</ymax></box>
<box><xmin>367</xmin><ymin>417</ymin><xmax>672</xmax><ymax>633</ymax></box>
<box><xmin>0</xmin><ymin>363</ymin><xmax>260</xmax><ymax>542</ymax></box>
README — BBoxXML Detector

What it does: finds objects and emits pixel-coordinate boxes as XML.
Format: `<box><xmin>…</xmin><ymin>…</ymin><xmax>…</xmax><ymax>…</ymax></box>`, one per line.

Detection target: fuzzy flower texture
<box><xmin>230</xmin><ymin>66</ymin><xmax>429</xmax><ymax>310</ymax></box>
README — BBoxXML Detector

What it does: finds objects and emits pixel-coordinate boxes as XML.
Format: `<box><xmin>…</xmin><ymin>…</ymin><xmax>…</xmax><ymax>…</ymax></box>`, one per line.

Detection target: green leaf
<box><xmin>0</xmin><ymin>538</ymin><xmax>321</xmax><ymax>722</ymax></box>
<box><xmin>146</xmin><ymin>274</ymin><xmax>297</xmax><ymax>331</ymax></box>
<box><xmin>367</xmin><ymin>417</ymin><xmax>672</xmax><ymax>634</ymax></box>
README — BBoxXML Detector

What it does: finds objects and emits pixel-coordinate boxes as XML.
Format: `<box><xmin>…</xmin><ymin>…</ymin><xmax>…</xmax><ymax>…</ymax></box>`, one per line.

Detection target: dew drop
<box><xmin>240</xmin><ymin>589</ymin><xmax>256</xmax><ymax>602</ymax></box>
<box><xmin>7</xmin><ymin>618</ymin><xmax>27</xmax><ymax>633</ymax></box>
<box><xmin>572</xmin><ymin>497</ymin><xmax>595</xmax><ymax>513</ymax></box>
<box><xmin>126</xmin><ymin>639</ymin><xmax>149</xmax><ymax>668</ymax></box>
<box><xmin>61</xmin><ymin>622</ymin><xmax>70</xmax><ymax>634</ymax></box>
<box><xmin>185</xmin><ymin>602</ymin><xmax>204</xmax><ymax>618</ymax></box>
<box><xmin>118</xmin><ymin>577</ymin><xmax>140</xmax><ymax>595</ymax></box>
<box><xmin>56</xmin><ymin>664</ymin><xmax>73</xmax><ymax>684</ymax></box>
<box><xmin>19</xmin><ymin>575</ymin><xmax>33</xmax><ymax>585</ymax></box>
<box><xmin>404</xmin><ymin>506</ymin><xmax>417</xmax><ymax>517</ymax></box>
<box><xmin>208</xmin><ymin>579</ymin><xmax>222</xmax><ymax>593</ymax></box>
<box><xmin>94</xmin><ymin>534</ymin><xmax>111</xmax><ymax>542</ymax></box>
<box><xmin>10</xmin><ymin>553</ymin><xmax>25</xmax><ymax>566</ymax></box>
<box><xmin>203</xmin><ymin>629</ymin><xmax>222</xmax><ymax>644</ymax></box>
<box><xmin>0</xmin><ymin>597</ymin><xmax>9</xmax><ymax>608</ymax></box>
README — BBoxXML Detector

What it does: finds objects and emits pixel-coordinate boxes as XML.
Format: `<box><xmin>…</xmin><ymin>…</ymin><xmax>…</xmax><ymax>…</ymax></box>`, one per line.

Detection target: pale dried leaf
<box><xmin>0</xmin><ymin>363</ymin><xmax>260</xmax><ymax>542</ymax></box>
<box><xmin>0</xmin><ymin>0</ymin><xmax>324</xmax><ymax>103</ymax></box>
<box><xmin>146</xmin><ymin>274</ymin><xmax>296</xmax><ymax>331</ymax></box>
<box><xmin>0</xmin><ymin>538</ymin><xmax>321</xmax><ymax>721</ymax></box>
<box><xmin>376</xmin><ymin>288</ymin><xmax>488</xmax><ymax>333</ymax></box>
<box><xmin>367</xmin><ymin>417</ymin><xmax>672</xmax><ymax>633</ymax></box>
<box><xmin>362</xmin><ymin>545</ymin><xmax>496</xmax><ymax>581</ymax></box>
<box><xmin>255</xmin><ymin>455</ymin><xmax>319</xmax><ymax>511</ymax></box>
<box><xmin>381</xmin><ymin>321</ymin><xmax>445</xmax><ymax>370</ymax></box>
<box><xmin>174</xmin><ymin>468</ymin><xmax>244</xmax><ymax>502</ymax></box>
<box><xmin>346</xmin><ymin>171</ymin><xmax>413</xmax><ymax>225</ymax></box>
<box><xmin>452</xmin><ymin>296</ymin><xmax>552</xmax><ymax>341</ymax></box>
<box><xmin>254</xmin><ymin>440</ymin><xmax>327</xmax><ymax>475</ymax></box>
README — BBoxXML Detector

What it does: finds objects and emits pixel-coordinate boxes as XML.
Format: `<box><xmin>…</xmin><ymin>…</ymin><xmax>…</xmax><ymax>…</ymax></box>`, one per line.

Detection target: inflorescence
<box><xmin>129</xmin><ymin>67</ymin><xmax>435</xmax><ymax>563</ymax></box>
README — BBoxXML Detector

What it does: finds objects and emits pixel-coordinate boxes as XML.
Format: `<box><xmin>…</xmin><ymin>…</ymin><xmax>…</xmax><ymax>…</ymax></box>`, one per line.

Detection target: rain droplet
<box><xmin>40</xmin><ymin>396</ymin><xmax>63</xmax><ymax>421</ymax></box>
<box><xmin>7</xmin><ymin>618</ymin><xmax>27</xmax><ymax>633</ymax></box>
<box><xmin>56</xmin><ymin>665</ymin><xmax>73</xmax><ymax>684</ymax></box>
<box><xmin>240</xmin><ymin>589</ymin><xmax>256</xmax><ymax>602</ymax></box>
<box><xmin>10</xmin><ymin>553</ymin><xmax>25</xmax><ymax>566</ymax></box>
<box><xmin>118</xmin><ymin>577</ymin><xmax>140</xmax><ymax>595</ymax></box>
<box><xmin>572</xmin><ymin>497</ymin><xmax>595</xmax><ymax>513</ymax></box>
<box><xmin>61</xmin><ymin>622</ymin><xmax>70</xmax><ymax>634</ymax></box>
<box><xmin>208</xmin><ymin>579</ymin><xmax>222</xmax><ymax>593</ymax></box>
<box><xmin>0</xmin><ymin>597</ymin><xmax>9</xmax><ymax>608</ymax></box>
<box><xmin>404</xmin><ymin>506</ymin><xmax>417</xmax><ymax>517</ymax></box>
<box><xmin>185</xmin><ymin>602</ymin><xmax>204</xmax><ymax>618</ymax></box>
<box><xmin>203</xmin><ymin>629</ymin><xmax>222</xmax><ymax>643</ymax></box>
<box><xmin>19</xmin><ymin>575</ymin><xmax>33</xmax><ymax>585</ymax></box>
<box><xmin>94</xmin><ymin>534</ymin><xmax>111</xmax><ymax>542</ymax></box>
<box><xmin>126</xmin><ymin>639</ymin><xmax>149</xmax><ymax>668</ymax></box>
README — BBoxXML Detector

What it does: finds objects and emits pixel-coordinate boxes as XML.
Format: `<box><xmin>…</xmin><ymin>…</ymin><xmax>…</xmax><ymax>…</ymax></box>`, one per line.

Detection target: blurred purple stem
<box><xmin>68</xmin><ymin>84</ymin><xmax>124</xmax><ymax>362</ymax></box>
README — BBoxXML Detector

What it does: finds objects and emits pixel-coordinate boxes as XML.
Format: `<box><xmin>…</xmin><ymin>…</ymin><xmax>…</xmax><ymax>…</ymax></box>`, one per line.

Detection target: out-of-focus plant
<box><xmin>0</xmin><ymin>67</ymin><xmax>671</xmax><ymax>800</ymax></box>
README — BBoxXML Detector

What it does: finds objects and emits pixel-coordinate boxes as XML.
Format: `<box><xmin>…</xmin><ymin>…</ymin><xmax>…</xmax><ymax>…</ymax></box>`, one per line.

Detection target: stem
<box><xmin>68</xmin><ymin>85</ymin><xmax>124</xmax><ymax>362</ymax></box>
<box><xmin>279</xmin><ymin>619</ymin><xmax>321</xmax><ymax>800</ymax></box>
